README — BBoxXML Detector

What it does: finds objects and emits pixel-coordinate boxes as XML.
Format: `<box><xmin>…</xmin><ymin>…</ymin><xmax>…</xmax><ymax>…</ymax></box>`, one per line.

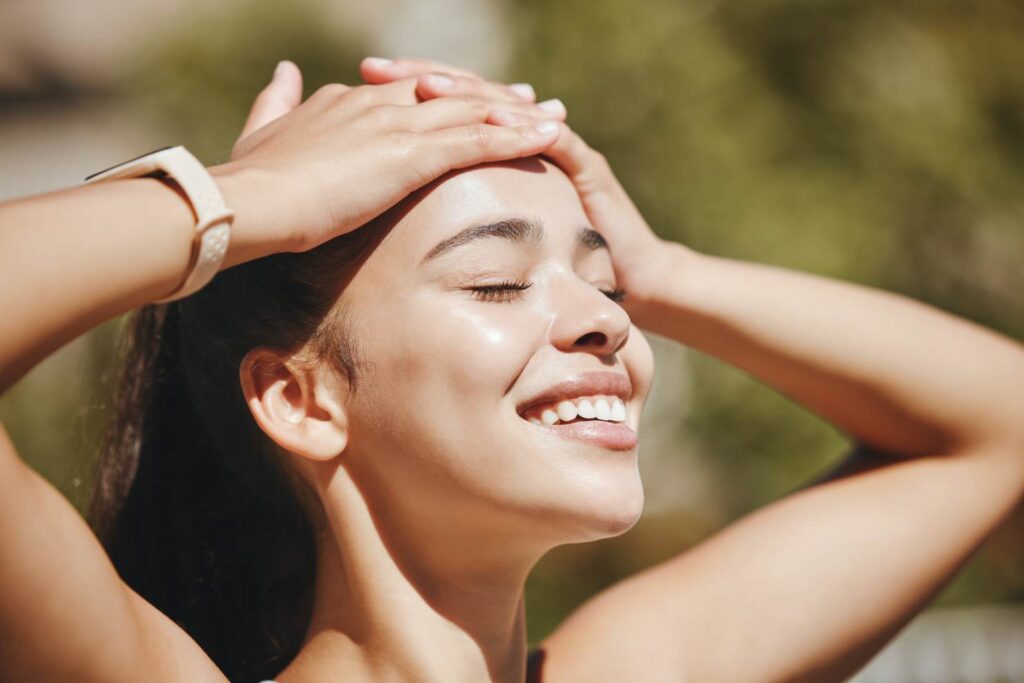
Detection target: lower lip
<box><xmin>527</xmin><ymin>419</ymin><xmax>638</xmax><ymax>450</ymax></box>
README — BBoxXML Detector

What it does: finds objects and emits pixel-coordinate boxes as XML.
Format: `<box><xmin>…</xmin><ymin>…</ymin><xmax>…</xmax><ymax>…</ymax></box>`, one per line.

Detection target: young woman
<box><xmin>0</xmin><ymin>56</ymin><xmax>1022</xmax><ymax>683</ymax></box>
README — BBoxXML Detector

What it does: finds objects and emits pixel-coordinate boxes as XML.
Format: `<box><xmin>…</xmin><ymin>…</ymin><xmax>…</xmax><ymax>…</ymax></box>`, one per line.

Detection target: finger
<box><xmin>414</xmin><ymin>71</ymin><xmax>542</xmax><ymax>106</ymax></box>
<box><xmin>360</xmin><ymin>56</ymin><xmax>483</xmax><ymax>84</ymax></box>
<box><xmin>238</xmin><ymin>60</ymin><xmax>304</xmax><ymax>140</ymax></box>
<box><xmin>361</xmin><ymin>57</ymin><xmax>537</xmax><ymax>102</ymax></box>
<box><xmin>507</xmin><ymin>83</ymin><xmax>536</xmax><ymax>102</ymax></box>
<box><xmin>399</xmin><ymin>96</ymin><xmax>565</xmax><ymax>133</ymax></box>
<box><xmin>415</xmin><ymin>121</ymin><xmax>561</xmax><ymax>177</ymax></box>
<box><xmin>541</xmin><ymin>122</ymin><xmax>644</xmax><ymax>223</ymax></box>
<box><xmin>346</xmin><ymin>77</ymin><xmax>421</xmax><ymax>107</ymax></box>
<box><xmin>538</xmin><ymin>121</ymin><xmax>601</xmax><ymax>179</ymax></box>
<box><xmin>490</xmin><ymin>98</ymin><xmax>566</xmax><ymax>123</ymax></box>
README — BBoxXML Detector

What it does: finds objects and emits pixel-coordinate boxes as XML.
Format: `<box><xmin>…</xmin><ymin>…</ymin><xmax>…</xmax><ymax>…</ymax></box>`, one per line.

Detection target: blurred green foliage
<box><xmin>128</xmin><ymin>0</ymin><xmax>369</xmax><ymax>164</ymax></box>
<box><xmin>2</xmin><ymin>0</ymin><xmax>1022</xmax><ymax>656</ymax></box>
<box><xmin>510</xmin><ymin>0</ymin><xmax>1024</xmax><ymax>642</ymax></box>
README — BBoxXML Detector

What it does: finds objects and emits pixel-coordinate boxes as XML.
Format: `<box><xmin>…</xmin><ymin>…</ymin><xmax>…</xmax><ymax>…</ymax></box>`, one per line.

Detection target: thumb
<box><xmin>237</xmin><ymin>60</ymin><xmax>303</xmax><ymax>141</ymax></box>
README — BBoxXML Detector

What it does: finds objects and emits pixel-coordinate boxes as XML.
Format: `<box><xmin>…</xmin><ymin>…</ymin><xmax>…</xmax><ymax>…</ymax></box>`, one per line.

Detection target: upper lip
<box><xmin>516</xmin><ymin>371</ymin><xmax>632</xmax><ymax>415</ymax></box>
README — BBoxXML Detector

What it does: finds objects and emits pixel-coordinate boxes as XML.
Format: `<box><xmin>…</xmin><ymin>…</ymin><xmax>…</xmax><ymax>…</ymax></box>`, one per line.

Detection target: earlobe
<box><xmin>239</xmin><ymin>347</ymin><xmax>349</xmax><ymax>462</ymax></box>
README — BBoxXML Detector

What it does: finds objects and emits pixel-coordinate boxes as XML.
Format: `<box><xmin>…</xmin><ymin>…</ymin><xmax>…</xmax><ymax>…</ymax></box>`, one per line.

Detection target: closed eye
<box><xmin>603</xmin><ymin>288</ymin><xmax>627</xmax><ymax>303</ymax></box>
<box><xmin>467</xmin><ymin>281</ymin><xmax>627</xmax><ymax>304</ymax></box>
<box><xmin>468</xmin><ymin>280</ymin><xmax>532</xmax><ymax>303</ymax></box>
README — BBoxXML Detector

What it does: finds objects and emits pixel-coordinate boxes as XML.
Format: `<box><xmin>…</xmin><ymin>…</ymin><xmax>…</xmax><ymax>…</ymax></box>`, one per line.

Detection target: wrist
<box><xmin>208</xmin><ymin>161</ymin><xmax>299</xmax><ymax>268</ymax></box>
<box><xmin>623</xmin><ymin>241</ymin><xmax>707</xmax><ymax>334</ymax></box>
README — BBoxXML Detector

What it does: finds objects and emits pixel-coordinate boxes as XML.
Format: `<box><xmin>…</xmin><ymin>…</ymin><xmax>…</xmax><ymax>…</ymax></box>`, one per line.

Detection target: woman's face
<box><xmin>336</xmin><ymin>158</ymin><xmax>654</xmax><ymax>549</ymax></box>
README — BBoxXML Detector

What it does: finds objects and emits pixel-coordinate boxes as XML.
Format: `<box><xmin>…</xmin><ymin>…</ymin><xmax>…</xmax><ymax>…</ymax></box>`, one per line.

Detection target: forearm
<box><xmin>629</xmin><ymin>243</ymin><xmax>1024</xmax><ymax>456</ymax></box>
<box><xmin>0</xmin><ymin>167</ymin><xmax>259</xmax><ymax>393</ymax></box>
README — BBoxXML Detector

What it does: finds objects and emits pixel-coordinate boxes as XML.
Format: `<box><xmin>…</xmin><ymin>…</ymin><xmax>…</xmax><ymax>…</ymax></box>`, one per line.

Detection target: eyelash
<box><xmin>468</xmin><ymin>280</ymin><xmax>627</xmax><ymax>304</ymax></box>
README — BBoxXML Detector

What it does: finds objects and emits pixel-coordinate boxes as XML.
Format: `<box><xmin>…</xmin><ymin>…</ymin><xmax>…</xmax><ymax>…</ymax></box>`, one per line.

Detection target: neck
<box><xmin>279</xmin><ymin>461</ymin><xmax>545</xmax><ymax>683</ymax></box>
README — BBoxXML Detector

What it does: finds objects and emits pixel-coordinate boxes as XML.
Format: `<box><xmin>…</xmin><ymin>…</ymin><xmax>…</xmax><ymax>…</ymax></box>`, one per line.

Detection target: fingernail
<box><xmin>364</xmin><ymin>56</ymin><xmax>393</xmax><ymax>68</ymax></box>
<box><xmin>535</xmin><ymin>120</ymin><xmax>559</xmax><ymax>135</ymax></box>
<box><xmin>274</xmin><ymin>60</ymin><xmax>289</xmax><ymax>78</ymax></box>
<box><xmin>509</xmin><ymin>83</ymin><xmax>536</xmax><ymax>100</ymax></box>
<box><xmin>424</xmin><ymin>73</ymin><xmax>454</xmax><ymax>90</ymax></box>
<box><xmin>536</xmin><ymin>98</ymin><xmax>566</xmax><ymax>114</ymax></box>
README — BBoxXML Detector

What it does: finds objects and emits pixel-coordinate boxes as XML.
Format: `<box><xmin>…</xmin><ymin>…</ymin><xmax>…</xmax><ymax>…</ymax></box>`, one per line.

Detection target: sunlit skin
<box><xmin>263</xmin><ymin>159</ymin><xmax>654</xmax><ymax>682</ymax></box>
<box><xmin>2</xmin><ymin>54</ymin><xmax>1024</xmax><ymax>683</ymax></box>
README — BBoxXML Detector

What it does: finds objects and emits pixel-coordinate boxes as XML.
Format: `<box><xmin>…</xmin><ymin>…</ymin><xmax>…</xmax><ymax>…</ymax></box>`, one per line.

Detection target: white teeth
<box><xmin>524</xmin><ymin>395</ymin><xmax>629</xmax><ymax>426</ymax></box>
<box><xmin>576</xmin><ymin>398</ymin><xmax>596</xmax><ymax>419</ymax></box>
<box><xmin>556</xmin><ymin>400</ymin><xmax>578</xmax><ymax>422</ymax></box>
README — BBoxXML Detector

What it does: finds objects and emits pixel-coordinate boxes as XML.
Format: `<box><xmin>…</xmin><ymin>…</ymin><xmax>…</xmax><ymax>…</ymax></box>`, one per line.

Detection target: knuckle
<box><xmin>314</xmin><ymin>82</ymin><xmax>348</xmax><ymax>101</ymax></box>
<box><xmin>457</xmin><ymin>96</ymin><xmax>489</xmax><ymax>115</ymax></box>
<box><xmin>348</xmin><ymin>87</ymin><xmax>376</xmax><ymax>108</ymax></box>
<box><xmin>368</xmin><ymin>103</ymin><xmax>400</xmax><ymax>126</ymax></box>
<box><xmin>468</xmin><ymin>125</ymin><xmax>493</xmax><ymax>154</ymax></box>
<box><xmin>388</xmin><ymin>130</ymin><xmax>418</xmax><ymax>159</ymax></box>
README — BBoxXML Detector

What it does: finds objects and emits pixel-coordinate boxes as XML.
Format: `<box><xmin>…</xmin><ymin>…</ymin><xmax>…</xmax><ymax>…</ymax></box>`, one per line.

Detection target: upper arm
<box><xmin>534</xmin><ymin>440</ymin><xmax>1024</xmax><ymax>682</ymax></box>
<box><xmin>0</xmin><ymin>423</ymin><xmax>226</xmax><ymax>682</ymax></box>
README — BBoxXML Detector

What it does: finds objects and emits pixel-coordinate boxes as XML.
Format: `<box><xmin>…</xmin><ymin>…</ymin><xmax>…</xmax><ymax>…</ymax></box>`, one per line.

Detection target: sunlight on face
<box><xmin>338</xmin><ymin>158</ymin><xmax>655</xmax><ymax>547</ymax></box>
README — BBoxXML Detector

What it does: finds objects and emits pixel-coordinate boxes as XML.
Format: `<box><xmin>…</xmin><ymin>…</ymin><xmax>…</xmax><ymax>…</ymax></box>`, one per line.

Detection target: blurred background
<box><xmin>1</xmin><ymin>0</ymin><xmax>1022</xmax><ymax>680</ymax></box>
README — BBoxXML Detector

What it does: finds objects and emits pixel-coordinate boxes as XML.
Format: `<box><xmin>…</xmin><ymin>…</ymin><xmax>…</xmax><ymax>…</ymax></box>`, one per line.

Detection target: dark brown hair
<box><xmin>87</xmin><ymin>226</ymin><xmax>380</xmax><ymax>681</ymax></box>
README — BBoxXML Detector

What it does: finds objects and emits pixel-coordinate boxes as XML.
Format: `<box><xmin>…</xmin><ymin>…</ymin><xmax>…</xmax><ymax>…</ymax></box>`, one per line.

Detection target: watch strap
<box><xmin>84</xmin><ymin>146</ymin><xmax>234</xmax><ymax>303</ymax></box>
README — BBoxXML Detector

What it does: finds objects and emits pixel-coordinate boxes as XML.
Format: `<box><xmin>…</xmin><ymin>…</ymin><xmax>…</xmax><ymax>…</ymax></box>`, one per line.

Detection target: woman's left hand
<box><xmin>359</xmin><ymin>56</ymin><xmax>694</xmax><ymax>316</ymax></box>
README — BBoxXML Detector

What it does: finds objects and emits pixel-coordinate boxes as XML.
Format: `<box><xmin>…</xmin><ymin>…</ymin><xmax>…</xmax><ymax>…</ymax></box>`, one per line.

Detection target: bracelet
<box><xmin>84</xmin><ymin>146</ymin><xmax>235</xmax><ymax>303</ymax></box>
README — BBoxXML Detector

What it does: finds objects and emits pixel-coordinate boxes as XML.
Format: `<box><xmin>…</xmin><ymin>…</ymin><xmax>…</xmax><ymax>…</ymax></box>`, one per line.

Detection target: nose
<box><xmin>548</xmin><ymin>281</ymin><xmax>631</xmax><ymax>358</ymax></box>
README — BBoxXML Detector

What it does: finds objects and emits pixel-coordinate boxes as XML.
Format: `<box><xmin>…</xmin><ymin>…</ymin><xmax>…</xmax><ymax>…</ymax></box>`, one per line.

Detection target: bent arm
<box><xmin>0</xmin><ymin>172</ymin><xmax>254</xmax><ymax>680</ymax></box>
<box><xmin>639</xmin><ymin>246</ymin><xmax>1024</xmax><ymax>679</ymax></box>
<box><xmin>0</xmin><ymin>69</ymin><xmax>562</xmax><ymax>679</ymax></box>
<box><xmin>630</xmin><ymin>244</ymin><xmax>1024</xmax><ymax>459</ymax></box>
<box><xmin>542</xmin><ymin>243</ymin><xmax>1024</xmax><ymax>682</ymax></box>
<box><xmin>0</xmin><ymin>168</ymin><xmax>258</xmax><ymax>393</ymax></box>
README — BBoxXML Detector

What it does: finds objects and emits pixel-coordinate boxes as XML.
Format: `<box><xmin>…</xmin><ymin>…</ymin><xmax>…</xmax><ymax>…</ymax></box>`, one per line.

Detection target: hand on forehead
<box><xmin>374</xmin><ymin>157</ymin><xmax>592</xmax><ymax>262</ymax></box>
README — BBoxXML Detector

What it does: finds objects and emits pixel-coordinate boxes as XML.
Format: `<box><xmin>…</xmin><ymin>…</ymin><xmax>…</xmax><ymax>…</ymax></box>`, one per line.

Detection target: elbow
<box><xmin>960</xmin><ymin>353</ymin><xmax>1024</xmax><ymax>454</ymax></box>
<box><xmin>970</xmin><ymin>398</ymin><xmax>1024</xmax><ymax>505</ymax></box>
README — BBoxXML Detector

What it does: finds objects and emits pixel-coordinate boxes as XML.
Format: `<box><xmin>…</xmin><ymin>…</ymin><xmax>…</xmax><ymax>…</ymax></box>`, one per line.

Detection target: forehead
<box><xmin>382</xmin><ymin>157</ymin><xmax>590</xmax><ymax>257</ymax></box>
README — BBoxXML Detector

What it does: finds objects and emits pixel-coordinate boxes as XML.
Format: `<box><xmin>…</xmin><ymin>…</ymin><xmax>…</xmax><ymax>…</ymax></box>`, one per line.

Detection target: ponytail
<box><xmin>88</xmin><ymin>227</ymin><xmax>380</xmax><ymax>680</ymax></box>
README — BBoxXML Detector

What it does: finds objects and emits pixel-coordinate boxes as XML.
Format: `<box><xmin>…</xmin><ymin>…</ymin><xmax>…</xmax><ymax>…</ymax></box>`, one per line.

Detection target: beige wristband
<box><xmin>84</xmin><ymin>146</ymin><xmax>234</xmax><ymax>303</ymax></box>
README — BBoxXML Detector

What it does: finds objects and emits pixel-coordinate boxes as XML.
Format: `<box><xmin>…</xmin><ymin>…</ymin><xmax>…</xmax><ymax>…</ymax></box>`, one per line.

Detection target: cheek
<box><xmin>356</xmin><ymin>297</ymin><xmax>544</xmax><ymax>443</ymax></box>
<box><xmin>404</xmin><ymin>300</ymin><xmax>540</xmax><ymax>388</ymax></box>
<box><xmin>348</xmin><ymin>300</ymin><xmax>548</xmax><ymax>513</ymax></box>
<box><xmin>623</xmin><ymin>324</ymin><xmax>655</xmax><ymax>408</ymax></box>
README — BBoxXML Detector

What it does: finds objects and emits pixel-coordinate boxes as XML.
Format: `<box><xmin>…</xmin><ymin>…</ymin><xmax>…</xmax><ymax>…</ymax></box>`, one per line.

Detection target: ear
<box><xmin>239</xmin><ymin>346</ymin><xmax>348</xmax><ymax>462</ymax></box>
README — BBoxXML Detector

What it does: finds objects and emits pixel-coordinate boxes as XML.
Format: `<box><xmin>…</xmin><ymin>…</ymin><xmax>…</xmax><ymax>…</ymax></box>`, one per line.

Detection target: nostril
<box><xmin>575</xmin><ymin>331</ymin><xmax>608</xmax><ymax>348</ymax></box>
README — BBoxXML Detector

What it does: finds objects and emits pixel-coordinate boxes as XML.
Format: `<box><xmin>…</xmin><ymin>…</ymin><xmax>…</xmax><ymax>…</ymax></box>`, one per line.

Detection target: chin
<box><xmin>564</xmin><ymin>470</ymin><xmax>646</xmax><ymax>542</ymax></box>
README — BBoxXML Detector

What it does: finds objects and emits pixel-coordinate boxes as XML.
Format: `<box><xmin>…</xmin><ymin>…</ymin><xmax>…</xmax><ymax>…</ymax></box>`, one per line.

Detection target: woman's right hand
<box><xmin>210</xmin><ymin>60</ymin><xmax>565</xmax><ymax>263</ymax></box>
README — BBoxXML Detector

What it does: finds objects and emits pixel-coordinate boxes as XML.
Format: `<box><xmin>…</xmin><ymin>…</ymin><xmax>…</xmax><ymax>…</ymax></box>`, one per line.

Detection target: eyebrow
<box><xmin>421</xmin><ymin>217</ymin><xmax>608</xmax><ymax>264</ymax></box>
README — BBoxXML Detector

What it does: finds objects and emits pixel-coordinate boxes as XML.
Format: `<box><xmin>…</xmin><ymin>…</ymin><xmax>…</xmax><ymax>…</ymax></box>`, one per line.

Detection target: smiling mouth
<box><xmin>519</xmin><ymin>394</ymin><xmax>628</xmax><ymax>426</ymax></box>
<box><xmin>518</xmin><ymin>395</ymin><xmax>638</xmax><ymax>451</ymax></box>
<box><xmin>514</xmin><ymin>372</ymin><xmax>637</xmax><ymax>449</ymax></box>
